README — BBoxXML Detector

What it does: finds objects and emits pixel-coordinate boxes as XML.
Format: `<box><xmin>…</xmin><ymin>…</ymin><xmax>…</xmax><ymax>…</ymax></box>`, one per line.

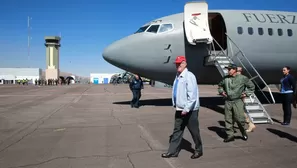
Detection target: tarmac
<box><xmin>0</xmin><ymin>84</ymin><xmax>296</xmax><ymax>168</ymax></box>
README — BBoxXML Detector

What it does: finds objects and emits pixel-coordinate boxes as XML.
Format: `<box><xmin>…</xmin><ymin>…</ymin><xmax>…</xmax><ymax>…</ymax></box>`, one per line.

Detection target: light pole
<box><xmin>28</xmin><ymin>16</ymin><xmax>32</xmax><ymax>68</ymax></box>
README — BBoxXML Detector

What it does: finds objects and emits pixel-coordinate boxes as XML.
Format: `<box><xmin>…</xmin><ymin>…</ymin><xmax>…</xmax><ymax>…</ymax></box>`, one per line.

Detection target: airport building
<box><xmin>90</xmin><ymin>73</ymin><xmax>117</xmax><ymax>84</ymax></box>
<box><xmin>0</xmin><ymin>68</ymin><xmax>42</xmax><ymax>84</ymax></box>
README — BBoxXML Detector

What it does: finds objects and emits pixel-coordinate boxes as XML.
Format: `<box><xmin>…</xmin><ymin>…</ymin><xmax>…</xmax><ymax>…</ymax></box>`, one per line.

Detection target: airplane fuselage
<box><xmin>102</xmin><ymin>10</ymin><xmax>297</xmax><ymax>86</ymax></box>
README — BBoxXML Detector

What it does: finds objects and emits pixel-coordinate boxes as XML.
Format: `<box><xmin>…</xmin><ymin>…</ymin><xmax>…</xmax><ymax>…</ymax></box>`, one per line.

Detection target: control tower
<box><xmin>44</xmin><ymin>36</ymin><xmax>61</xmax><ymax>80</ymax></box>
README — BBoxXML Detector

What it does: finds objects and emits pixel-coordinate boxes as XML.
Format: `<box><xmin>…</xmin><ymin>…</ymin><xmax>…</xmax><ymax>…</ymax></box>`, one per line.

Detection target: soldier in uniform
<box><xmin>218</xmin><ymin>64</ymin><xmax>255</xmax><ymax>142</ymax></box>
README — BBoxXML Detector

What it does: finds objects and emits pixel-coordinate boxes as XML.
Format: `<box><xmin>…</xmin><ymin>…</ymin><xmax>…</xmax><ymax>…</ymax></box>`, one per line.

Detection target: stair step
<box><xmin>215</xmin><ymin>56</ymin><xmax>229</xmax><ymax>60</ymax></box>
<box><xmin>244</xmin><ymin>98</ymin><xmax>256</xmax><ymax>104</ymax></box>
<box><xmin>251</xmin><ymin>117</ymin><xmax>272</xmax><ymax>124</ymax></box>
<box><xmin>244</xmin><ymin>102</ymin><xmax>259</xmax><ymax>106</ymax></box>
<box><xmin>245</xmin><ymin>104</ymin><xmax>262</xmax><ymax>111</ymax></box>
<box><xmin>217</xmin><ymin>60</ymin><xmax>231</xmax><ymax>64</ymax></box>
<box><xmin>247</xmin><ymin>109</ymin><xmax>265</xmax><ymax>113</ymax></box>
<box><xmin>249</xmin><ymin>112</ymin><xmax>267</xmax><ymax>118</ymax></box>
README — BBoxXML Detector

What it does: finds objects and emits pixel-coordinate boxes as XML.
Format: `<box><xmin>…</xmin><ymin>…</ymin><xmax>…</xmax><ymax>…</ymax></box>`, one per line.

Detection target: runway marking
<box><xmin>53</xmin><ymin>128</ymin><xmax>66</xmax><ymax>132</ymax></box>
<box><xmin>137</xmin><ymin>124</ymin><xmax>184</xmax><ymax>168</ymax></box>
<box><xmin>72</xmin><ymin>95</ymin><xmax>82</xmax><ymax>103</ymax></box>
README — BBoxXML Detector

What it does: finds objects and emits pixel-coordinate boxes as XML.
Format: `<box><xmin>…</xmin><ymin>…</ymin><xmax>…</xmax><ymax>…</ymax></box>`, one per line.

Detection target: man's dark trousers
<box><xmin>131</xmin><ymin>89</ymin><xmax>140</xmax><ymax>107</ymax></box>
<box><xmin>168</xmin><ymin>110</ymin><xmax>203</xmax><ymax>155</ymax></box>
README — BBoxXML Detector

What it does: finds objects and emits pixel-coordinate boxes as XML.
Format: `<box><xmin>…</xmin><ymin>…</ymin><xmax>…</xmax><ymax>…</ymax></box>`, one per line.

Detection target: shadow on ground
<box><xmin>267</xmin><ymin>128</ymin><xmax>297</xmax><ymax>143</ymax></box>
<box><xmin>113</xmin><ymin>91</ymin><xmax>283</xmax><ymax>115</ymax></box>
<box><xmin>181</xmin><ymin>138</ymin><xmax>195</xmax><ymax>153</ymax></box>
<box><xmin>167</xmin><ymin>134</ymin><xmax>195</xmax><ymax>153</ymax></box>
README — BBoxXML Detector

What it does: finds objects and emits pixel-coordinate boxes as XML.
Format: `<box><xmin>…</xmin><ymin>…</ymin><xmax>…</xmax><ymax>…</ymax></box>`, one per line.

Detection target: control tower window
<box><xmin>158</xmin><ymin>24</ymin><xmax>173</xmax><ymax>33</ymax></box>
<box><xmin>135</xmin><ymin>25</ymin><xmax>149</xmax><ymax>34</ymax></box>
<box><xmin>146</xmin><ymin>25</ymin><xmax>160</xmax><ymax>33</ymax></box>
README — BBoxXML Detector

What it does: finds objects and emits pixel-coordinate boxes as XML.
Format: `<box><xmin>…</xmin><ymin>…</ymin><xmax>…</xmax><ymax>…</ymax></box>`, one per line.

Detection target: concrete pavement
<box><xmin>0</xmin><ymin>84</ymin><xmax>296</xmax><ymax>168</ymax></box>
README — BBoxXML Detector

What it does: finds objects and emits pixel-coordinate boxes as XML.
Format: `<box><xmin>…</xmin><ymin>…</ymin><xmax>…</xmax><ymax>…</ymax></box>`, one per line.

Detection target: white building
<box><xmin>0</xmin><ymin>68</ymin><xmax>42</xmax><ymax>84</ymax></box>
<box><xmin>90</xmin><ymin>73</ymin><xmax>117</xmax><ymax>84</ymax></box>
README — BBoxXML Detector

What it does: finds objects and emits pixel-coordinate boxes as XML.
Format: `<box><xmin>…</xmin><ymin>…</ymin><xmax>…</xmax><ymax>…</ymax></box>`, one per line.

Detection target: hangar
<box><xmin>0</xmin><ymin>68</ymin><xmax>42</xmax><ymax>84</ymax></box>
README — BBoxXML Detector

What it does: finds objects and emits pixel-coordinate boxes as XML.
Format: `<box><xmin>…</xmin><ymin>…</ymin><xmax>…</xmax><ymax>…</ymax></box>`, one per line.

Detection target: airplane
<box><xmin>102</xmin><ymin>1</ymin><xmax>297</xmax><ymax>91</ymax></box>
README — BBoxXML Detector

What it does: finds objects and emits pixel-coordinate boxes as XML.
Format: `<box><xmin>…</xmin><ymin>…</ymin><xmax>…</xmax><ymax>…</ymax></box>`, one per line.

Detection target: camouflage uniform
<box><xmin>218</xmin><ymin>66</ymin><xmax>255</xmax><ymax>139</ymax></box>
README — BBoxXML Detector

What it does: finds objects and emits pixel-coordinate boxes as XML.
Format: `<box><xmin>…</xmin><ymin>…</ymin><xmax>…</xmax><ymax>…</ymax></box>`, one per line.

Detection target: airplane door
<box><xmin>184</xmin><ymin>1</ymin><xmax>213</xmax><ymax>45</ymax></box>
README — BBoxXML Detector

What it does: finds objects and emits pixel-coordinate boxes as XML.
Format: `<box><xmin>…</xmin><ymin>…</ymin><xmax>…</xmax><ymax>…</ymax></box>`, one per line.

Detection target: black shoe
<box><xmin>161</xmin><ymin>152</ymin><xmax>178</xmax><ymax>158</ymax></box>
<box><xmin>223</xmin><ymin>136</ymin><xmax>235</xmax><ymax>143</ymax></box>
<box><xmin>242</xmin><ymin>132</ymin><xmax>248</xmax><ymax>141</ymax></box>
<box><xmin>241</xmin><ymin>130</ymin><xmax>249</xmax><ymax>141</ymax></box>
<box><xmin>281</xmin><ymin>122</ymin><xmax>290</xmax><ymax>126</ymax></box>
<box><xmin>191</xmin><ymin>151</ymin><xmax>203</xmax><ymax>159</ymax></box>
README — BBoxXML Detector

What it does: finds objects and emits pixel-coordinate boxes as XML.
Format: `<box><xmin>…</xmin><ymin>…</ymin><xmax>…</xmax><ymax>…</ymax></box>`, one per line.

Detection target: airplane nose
<box><xmin>102</xmin><ymin>44</ymin><xmax>114</xmax><ymax>63</ymax></box>
<box><xmin>102</xmin><ymin>39</ymin><xmax>126</xmax><ymax>65</ymax></box>
<box><xmin>102</xmin><ymin>35</ymin><xmax>144</xmax><ymax>72</ymax></box>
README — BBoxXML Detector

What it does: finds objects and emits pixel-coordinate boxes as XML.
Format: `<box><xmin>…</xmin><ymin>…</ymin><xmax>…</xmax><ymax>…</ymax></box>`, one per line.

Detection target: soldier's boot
<box><xmin>239</xmin><ymin>126</ymin><xmax>248</xmax><ymax>141</ymax></box>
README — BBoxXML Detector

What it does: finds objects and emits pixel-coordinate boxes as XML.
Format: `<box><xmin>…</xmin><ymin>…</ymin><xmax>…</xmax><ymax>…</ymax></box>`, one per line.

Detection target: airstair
<box><xmin>184</xmin><ymin>1</ymin><xmax>275</xmax><ymax>124</ymax></box>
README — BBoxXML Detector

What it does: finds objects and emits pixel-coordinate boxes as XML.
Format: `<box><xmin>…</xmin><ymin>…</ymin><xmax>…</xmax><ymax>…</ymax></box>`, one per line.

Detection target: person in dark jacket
<box><xmin>129</xmin><ymin>74</ymin><xmax>143</xmax><ymax>108</ymax></box>
<box><xmin>280</xmin><ymin>66</ymin><xmax>296</xmax><ymax>125</ymax></box>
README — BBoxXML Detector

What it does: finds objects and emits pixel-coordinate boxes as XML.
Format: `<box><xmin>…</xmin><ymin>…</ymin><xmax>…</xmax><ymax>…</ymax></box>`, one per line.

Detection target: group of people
<box><xmin>159</xmin><ymin>55</ymin><xmax>296</xmax><ymax>159</ymax></box>
<box><xmin>34</xmin><ymin>78</ymin><xmax>73</xmax><ymax>86</ymax></box>
<box><xmin>127</xmin><ymin>55</ymin><xmax>296</xmax><ymax>159</ymax></box>
<box><xmin>35</xmin><ymin>78</ymin><xmax>59</xmax><ymax>86</ymax></box>
<box><xmin>16</xmin><ymin>79</ymin><xmax>29</xmax><ymax>85</ymax></box>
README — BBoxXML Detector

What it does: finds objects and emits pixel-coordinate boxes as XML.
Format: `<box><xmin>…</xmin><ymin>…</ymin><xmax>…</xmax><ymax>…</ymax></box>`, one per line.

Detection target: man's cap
<box><xmin>224</xmin><ymin>63</ymin><xmax>237</xmax><ymax>69</ymax></box>
<box><xmin>174</xmin><ymin>56</ymin><xmax>186</xmax><ymax>63</ymax></box>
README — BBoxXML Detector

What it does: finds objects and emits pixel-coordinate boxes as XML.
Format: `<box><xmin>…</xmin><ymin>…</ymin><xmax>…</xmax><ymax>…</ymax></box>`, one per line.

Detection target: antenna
<box><xmin>28</xmin><ymin>16</ymin><xmax>32</xmax><ymax>68</ymax></box>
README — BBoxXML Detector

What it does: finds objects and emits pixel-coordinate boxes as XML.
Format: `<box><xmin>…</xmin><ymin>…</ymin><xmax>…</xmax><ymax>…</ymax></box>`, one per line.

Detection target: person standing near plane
<box><xmin>161</xmin><ymin>56</ymin><xmax>203</xmax><ymax>159</ymax></box>
<box><xmin>279</xmin><ymin>66</ymin><xmax>296</xmax><ymax>125</ymax></box>
<box><xmin>129</xmin><ymin>74</ymin><xmax>143</xmax><ymax>108</ymax></box>
<box><xmin>237</xmin><ymin>67</ymin><xmax>256</xmax><ymax>132</ymax></box>
<box><xmin>218</xmin><ymin>64</ymin><xmax>255</xmax><ymax>142</ymax></box>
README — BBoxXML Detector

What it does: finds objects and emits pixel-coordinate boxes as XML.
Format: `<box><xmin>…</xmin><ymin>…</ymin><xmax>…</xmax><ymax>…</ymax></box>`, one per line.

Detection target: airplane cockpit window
<box><xmin>146</xmin><ymin>25</ymin><xmax>160</xmax><ymax>33</ymax></box>
<box><xmin>287</xmin><ymin>29</ymin><xmax>293</xmax><ymax>37</ymax></box>
<box><xmin>158</xmin><ymin>24</ymin><xmax>173</xmax><ymax>33</ymax></box>
<box><xmin>135</xmin><ymin>25</ymin><xmax>149</xmax><ymax>34</ymax></box>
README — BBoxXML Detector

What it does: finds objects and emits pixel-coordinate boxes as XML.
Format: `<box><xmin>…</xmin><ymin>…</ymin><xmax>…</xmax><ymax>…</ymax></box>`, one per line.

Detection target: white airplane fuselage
<box><xmin>102</xmin><ymin>10</ymin><xmax>297</xmax><ymax>86</ymax></box>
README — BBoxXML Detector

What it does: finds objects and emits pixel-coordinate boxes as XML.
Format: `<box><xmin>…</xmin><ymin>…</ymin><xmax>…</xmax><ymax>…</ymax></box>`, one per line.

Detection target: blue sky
<box><xmin>0</xmin><ymin>0</ymin><xmax>296</xmax><ymax>76</ymax></box>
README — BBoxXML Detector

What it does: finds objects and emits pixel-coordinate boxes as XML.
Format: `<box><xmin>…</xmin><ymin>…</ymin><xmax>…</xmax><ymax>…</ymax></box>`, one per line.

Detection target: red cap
<box><xmin>174</xmin><ymin>56</ymin><xmax>186</xmax><ymax>63</ymax></box>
